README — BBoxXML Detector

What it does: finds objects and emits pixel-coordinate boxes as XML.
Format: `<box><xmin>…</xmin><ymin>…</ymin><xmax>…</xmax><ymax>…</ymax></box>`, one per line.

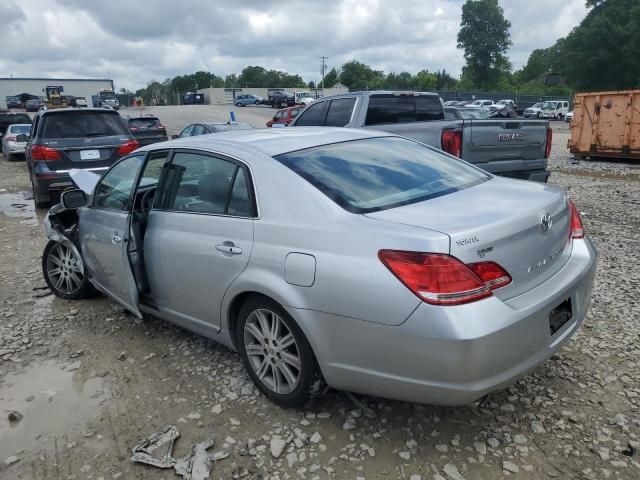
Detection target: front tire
<box><xmin>236</xmin><ymin>296</ymin><xmax>324</xmax><ymax>407</ymax></box>
<box><xmin>42</xmin><ymin>240</ymin><xmax>96</xmax><ymax>300</ymax></box>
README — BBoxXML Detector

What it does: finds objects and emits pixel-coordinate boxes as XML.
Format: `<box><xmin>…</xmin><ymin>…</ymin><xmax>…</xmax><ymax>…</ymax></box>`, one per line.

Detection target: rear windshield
<box><xmin>0</xmin><ymin>114</ymin><xmax>31</xmax><ymax>124</ymax></box>
<box><xmin>9</xmin><ymin>125</ymin><xmax>31</xmax><ymax>134</ymax></box>
<box><xmin>41</xmin><ymin>111</ymin><xmax>129</xmax><ymax>138</ymax></box>
<box><xmin>275</xmin><ymin>137</ymin><xmax>488</xmax><ymax>213</ymax></box>
<box><xmin>365</xmin><ymin>95</ymin><xmax>444</xmax><ymax>125</ymax></box>
<box><xmin>129</xmin><ymin>117</ymin><xmax>161</xmax><ymax>128</ymax></box>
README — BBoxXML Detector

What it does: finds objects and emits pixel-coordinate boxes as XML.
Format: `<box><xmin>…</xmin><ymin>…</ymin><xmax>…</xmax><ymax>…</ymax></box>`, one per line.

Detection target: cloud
<box><xmin>0</xmin><ymin>0</ymin><xmax>588</xmax><ymax>90</ymax></box>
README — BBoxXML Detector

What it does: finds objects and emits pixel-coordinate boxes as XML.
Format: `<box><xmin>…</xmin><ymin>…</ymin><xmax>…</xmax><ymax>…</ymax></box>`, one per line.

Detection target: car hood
<box><xmin>70</xmin><ymin>168</ymin><xmax>101</xmax><ymax>194</ymax></box>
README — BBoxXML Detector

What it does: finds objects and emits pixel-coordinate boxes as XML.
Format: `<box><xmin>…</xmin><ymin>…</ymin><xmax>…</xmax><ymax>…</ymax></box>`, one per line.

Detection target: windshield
<box><xmin>100</xmin><ymin>91</ymin><xmax>116</xmax><ymax>100</ymax></box>
<box><xmin>298</xmin><ymin>92</ymin><xmax>311</xmax><ymax>98</ymax></box>
<box><xmin>531</xmin><ymin>103</ymin><xmax>542</xmax><ymax>109</ymax></box>
<box><xmin>41</xmin><ymin>111</ymin><xmax>129</xmax><ymax>138</ymax></box>
<box><xmin>542</xmin><ymin>101</ymin><xmax>558</xmax><ymax>110</ymax></box>
<box><xmin>469</xmin><ymin>100</ymin><xmax>482</xmax><ymax>105</ymax></box>
<box><xmin>275</xmin><ymin>137</ymin><xmax>489</xmax><ymax>214</ymax></box>
<box><xmin>9</xmin><ymin>125</ymin><xmax>31</xmax><ymax>134</ymax></box>
<box><xmin>129</xmin><ymin>118</ymin><xmax>160</xmax><ymax>129</ymax></box>
<box><xmin>497</xmin><ymin>100</ymin><xmax>509</xmax><ymax>105</ymax></box>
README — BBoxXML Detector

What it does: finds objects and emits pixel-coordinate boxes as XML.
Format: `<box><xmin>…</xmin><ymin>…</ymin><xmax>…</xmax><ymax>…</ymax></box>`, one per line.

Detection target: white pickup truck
<box><xmin>290</xmin><ymin>91</ymin><xmax>552</xmax><ymax>182</ymax></box>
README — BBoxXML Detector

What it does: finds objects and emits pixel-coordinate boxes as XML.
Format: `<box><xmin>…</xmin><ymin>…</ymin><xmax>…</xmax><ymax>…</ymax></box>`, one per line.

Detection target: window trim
<box><xmin>154</xmin><ymin>148</ymin><xmax>259</xmax><ymax>219</ymax></box>
<box><xmin>90</xmin><ymin>152</ymin><xmax>148</xmax><ymax>212</ymax></box>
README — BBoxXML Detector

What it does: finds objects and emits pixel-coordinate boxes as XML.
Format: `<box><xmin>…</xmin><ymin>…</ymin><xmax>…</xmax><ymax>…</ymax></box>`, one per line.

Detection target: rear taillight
<box><xmin>31</xmin><ymin>144</ymin><xmax>61</xmax><ymax>161</ymax></box>
<box><xmin>5</xmin><ymin>136</ymin><xmax>17</xmax><ymax>142</ymax></box>
<box><xmin>545</xmin><ymin>127</ymin><xmax>553</xmax><ymax>158</ymax></box>
<box><xmin>378</xmin><ymin>250</ymin><xmax>511</xmax><ymax>306</ymax></box>
<box><xmin>568</xmin><ymin>199</ymin><xmax>584</xmax><ymax>239</ymax></box>
<box><xmin>118</xmin><ymin>140</ymin><xmax>139</xmax><ymax>156</ymax></box>
<box><xmin>129</xmin><ymin>127</ymin><xmax>140</xmax><ymax>132</ymax></box>
<box><xmin>157</xmin><ymin>125</ymin><xmax>165</xmax><ymax>130</ymax></box>
<box><xmin>441</xmin><ymin>129</ymin><xmax>462</xmax><ymax>158</ymax></box>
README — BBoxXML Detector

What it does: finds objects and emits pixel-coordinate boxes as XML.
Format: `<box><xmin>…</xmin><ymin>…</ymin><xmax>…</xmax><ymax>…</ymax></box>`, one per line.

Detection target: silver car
<box><xmin>42</xmin><ymin>128</ymin><xmax>597</xmax><ymax>407</ymax></box>
<box><xmin>2</xmin><ymin>123</ymin><xmax>31</xmax><ymax>160</ymax></box>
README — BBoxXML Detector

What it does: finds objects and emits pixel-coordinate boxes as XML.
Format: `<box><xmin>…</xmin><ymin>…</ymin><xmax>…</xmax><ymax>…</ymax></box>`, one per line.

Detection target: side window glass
<box><xmin>179</xmin><ymin>125</ymin><xmax>194</xmax><ymax>138</ymax></box>
<box><xmin>325</xmin><ymin>98</ymin><xmax>356</xmax><ymax>127</ymax></box>
<box><xmin>193</xmin><ymin>125</ymin><xmax>206</xmax><ymax>136</ymax></box>
<box><xmin>227</xmin><ymin>168</ymin><xmax>253</xmax><ymax>217</ymax></box>
<box><xmin>165</xmin><ymin>152</ymin><xmax>236</xmax><ymax>215</ymax></box>
<box><xmin>274</xmin><ymin>111</ymin><xmax>283</xmax><ymax>120</ymax></box>
<box><xmin>291</xmin><ymin>108</ymin><xmax>299</xmax><ymax>118</ymax></box>
<box><xmin>93</xmin><ymin>155</ymin><xmax>144</xmax><ymax>211</ymax></box>
<box><xmin>139</xmin><ymin>152</ymin><xmax>168</xmax><ymax>188</ymax></box>
<box><xmin>294</xmin><ymin>101</ymin><xmax>327</xmax><ymax>126</ymax></box>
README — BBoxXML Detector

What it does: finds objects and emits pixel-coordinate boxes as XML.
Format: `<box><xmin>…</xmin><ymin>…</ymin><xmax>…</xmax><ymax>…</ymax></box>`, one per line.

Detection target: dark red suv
<box><xmin>266</xmin><ymin>106</ymin><xmax>302</xmax><ymax>127</ymax></box>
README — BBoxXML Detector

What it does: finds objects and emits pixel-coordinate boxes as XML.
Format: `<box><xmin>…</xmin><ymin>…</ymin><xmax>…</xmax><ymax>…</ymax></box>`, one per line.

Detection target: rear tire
<box><xmin>236</xmin><ymin>296</ymin><xmax>324</xmax><ymax>407</ymax></box>
<box><xmin>31</xmin><ymin>181</ymin><xmax>49</xmax><ymax>209</ymax></box>
<box><xmin>42</xmin><ymin>240</ymin><xmax>96</xmax><ymax>300</ymax></box>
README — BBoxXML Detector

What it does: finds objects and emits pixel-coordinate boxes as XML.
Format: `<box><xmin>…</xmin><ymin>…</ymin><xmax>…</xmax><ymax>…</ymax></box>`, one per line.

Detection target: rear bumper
<box><xmin>5</xmin><ymin>141</ymin><xmax>27</xmax><ymax>153</ymax></box>
<box><xmin>32</xmin><ymin>163</ymin><xmax>108</xmax><ymax>201</ymax></box>
<box><xmin>498</xmin><ymin>168</ymin><xmax>551</xmax><ymax>183</ymax></box>
<box><xmin>473</xmin><ymin>158</ymin><xmax>550</xmax><ymax>183</ymax></box>
<box><xmin>292</xmin><ymin>238</ymin><xmax>596</xmax><ymax>405</ymax></box>
<box><xmin>134</xmin><ymin>136</ymin><xmax>168</xmax><ymax>146</ymax></box>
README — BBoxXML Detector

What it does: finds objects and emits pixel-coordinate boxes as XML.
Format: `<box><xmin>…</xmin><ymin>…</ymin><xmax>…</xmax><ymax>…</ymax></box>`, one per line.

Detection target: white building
<box><xmin>0</xmin><ymin>77</ymin><xmax>114</xmax><ymax>108</ymax></box>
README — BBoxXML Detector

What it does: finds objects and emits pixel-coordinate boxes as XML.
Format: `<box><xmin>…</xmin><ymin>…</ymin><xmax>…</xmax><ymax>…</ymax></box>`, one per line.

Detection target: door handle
<box><xmin>215</xmin><ymin>244</ymin><xmax>242</xmax><ymax>255</ymax></box>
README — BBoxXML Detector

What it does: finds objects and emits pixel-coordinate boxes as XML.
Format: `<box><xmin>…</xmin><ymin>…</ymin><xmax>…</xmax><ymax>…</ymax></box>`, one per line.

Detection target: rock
<box><xmin>229</xmin><ymin>418</ymin><xmax>240</xmax><ymax>426</ymax></box>
<box><xmin>342</xmin><ymin>418</ymin><xmax>356</xmax><ymax>430</ymax></box>
<box><xmin>286</xmin><ymin>451</ymin><xmax>298</xmax><ymax>468</ymax></box>
<box><xmin>487</xmin><ymin>438</ymin><xmax>500</xmax><ymax>449</ymax></box>
<box><xmin>187</xmin><ymin>412</ymin><xmax>201</xmax><ymax>420</ymax></box>
<box><xmin>317</xmin><ymin>412</ymin><xmax>331</xmax><ymax>419</ymax></box>
<box><xmin>398</xmin><ymin>451</ymin><xmax>411</xmax><ymax>460</ymax></box>
<box><xmin>502</xmin><ymin>461</ymin><xmax>520</xmax><ymax>473</ymax></box>
<box><xmin>473</xmin><ymin>441</ymin><xmax>486</xmax><ymax>455</ymax></box>
<box><xmin>310</xmin><ymin>432</ymin><xmax>322</xmax><ymax>444</ymax></box>
<box><xmin>406</xmin><ymin>439</ymin><xmax>418</xmax><ymax>449</ymax></box>
<box><xmin>7</xmin><ymin>411</ymin><xmax>23</xmax><ymax>423</ymax></box>
<box><xmin>443</xmin><ymin>463</ymin><xmax>465</xmax><ymax>480</ymax></box>
<box><xmin>410</xmin><ymin>475</ymin><xmax>422</xmax><ymax>480</ymax></box>
<box><xmin>500</xmin><ymin>403</ymin><xmax>516</xmax><ymax>412</ymax></box>
<box><xmin>211</xmin><ymin>404</ymin><xmax>222</xmax><ymax>414</ymax></box>
<box><xmin>598</xmin><ymin>447</ymin><xmax>610</xmax><ymax>461</ymax></box>
<box><xmin>117</xmin><ymin>351</ymin><xmax>128</xmax><ymax>361</ymax></box>
<box><xmin>435</xmin><ymin>444</ymin><xmax>449</xmax><ymax>453</ymax></box>
<box><xmin>513</xmin><ymin>434</ymin><xmax>527</xmax><ymax>445</ymax></box>
<box><xmin>3</xmin><ymin>455</ymin><xmax>20</xmax><ymax>466</ymax></box>
<box><xmin>531</xmin><ymin>421</ymin><xmax>546</xmax><ymax>434</ymax></box>
<box><xmin>270</xmin><ymin>436</ymin><xmax>286</xmax><ymax>458</ymax></box>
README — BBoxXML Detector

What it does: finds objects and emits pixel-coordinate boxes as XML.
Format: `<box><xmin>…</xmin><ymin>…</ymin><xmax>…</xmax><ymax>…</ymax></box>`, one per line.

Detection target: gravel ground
<box><xmin>0</xmin><ymin>110</ymin><xmax>639</xmax><ymax>480</ymax></box>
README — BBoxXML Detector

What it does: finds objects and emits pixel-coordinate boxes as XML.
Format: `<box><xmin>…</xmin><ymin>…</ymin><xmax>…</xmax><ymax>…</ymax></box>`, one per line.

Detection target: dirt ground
<box><xmin>0</xmin><ymin>108</ymin><xmax>639</xmax><ymax>480</ymax></box>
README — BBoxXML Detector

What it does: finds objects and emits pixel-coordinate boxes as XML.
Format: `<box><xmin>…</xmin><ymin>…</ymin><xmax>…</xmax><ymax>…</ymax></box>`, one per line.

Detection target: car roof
<box><xmin>38</xmin><ymin>107</ymin><xmax>119</xmax><ymax>117</ymax></box>
<box><xmin>316</xmin><ymin>90</ymin><xmax>440</xmax><ymax>102</ymax></box>
<box><xmin>138</xmin><ymin>127</ymin><xmax>393</xmax><ymax>158</ymax></box>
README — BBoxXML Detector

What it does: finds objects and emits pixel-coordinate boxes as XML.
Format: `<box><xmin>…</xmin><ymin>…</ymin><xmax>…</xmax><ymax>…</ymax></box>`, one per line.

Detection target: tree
<box><xmin>339</xmin><ymin>61</ymin><xmax>384</xmax><ymax>90</ymax></box>
<box><xmin>322</xmin><ymin>68</ymin><xmax>339</xmax><ymax>88</ymax></box>
<box><xmin>457</xmin><ymin>0</ymin><xmax>512</xmax><ymax>90</ymax></box>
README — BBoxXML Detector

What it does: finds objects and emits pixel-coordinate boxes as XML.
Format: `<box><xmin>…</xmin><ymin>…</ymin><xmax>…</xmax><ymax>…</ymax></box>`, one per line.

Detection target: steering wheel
<box><xmin>140</xmin><ymin>187</ymin><xmax>156</xmax><ymax>220</ymax></box>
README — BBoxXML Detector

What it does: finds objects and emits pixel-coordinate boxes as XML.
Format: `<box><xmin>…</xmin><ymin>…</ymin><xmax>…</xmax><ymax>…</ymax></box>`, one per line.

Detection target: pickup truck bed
<box><xmin>289</xmin><ymin>91</ymin><xmax>551</xmax><ymax>182</ymax></box>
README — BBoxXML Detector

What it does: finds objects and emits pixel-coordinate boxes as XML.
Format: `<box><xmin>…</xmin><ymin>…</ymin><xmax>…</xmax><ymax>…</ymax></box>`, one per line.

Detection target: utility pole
<box><xmin>320</xmin><ymin>56</ymin><xmax>328</xmax><ymax>93</ymax></box>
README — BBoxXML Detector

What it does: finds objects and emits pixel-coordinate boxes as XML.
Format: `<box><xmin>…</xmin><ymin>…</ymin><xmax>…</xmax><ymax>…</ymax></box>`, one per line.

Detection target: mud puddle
<box><xmin>0</xmin><ymin>191</ymin><xmax>39</xmax><ymax>225</ymax></box>
<box><xmin>0</xmin><ymin>359</ymin><xmax>111</xmax><ymax>458</ymax></box>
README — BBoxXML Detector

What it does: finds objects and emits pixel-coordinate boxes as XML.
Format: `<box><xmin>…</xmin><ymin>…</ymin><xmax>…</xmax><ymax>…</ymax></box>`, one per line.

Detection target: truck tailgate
<box><xmin>462</xmin><ymin>119</ymin><xmax>549</xmax><ymax>175</ymax></box>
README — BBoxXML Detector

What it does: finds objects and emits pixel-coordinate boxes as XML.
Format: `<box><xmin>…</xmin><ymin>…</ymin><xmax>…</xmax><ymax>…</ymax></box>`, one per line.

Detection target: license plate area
<box><xmin>549</xmin><ymin>298</ymin><xmax>572</xmax><ymax>335</ymax></box>
<box><xmin>80</xmin><ymin>149</ymin><xmax>100</xmax><ymax>160</ymax></box>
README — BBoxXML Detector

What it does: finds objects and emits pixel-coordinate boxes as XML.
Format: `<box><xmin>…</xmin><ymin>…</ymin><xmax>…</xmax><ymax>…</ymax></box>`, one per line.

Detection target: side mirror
<box><xmin>16</xmin><ymin>134</ymin><xmax>29</xmax><ymax>142</ymax></box>
<box><xmin>171</xmin><ymin>134</ymin><xmax>179</xmax><ymax>139</ymax></box>
<box><xmin>61</xmin><ymin>189</ymin><xmax>87</xmax><ymax>209</ymax></box>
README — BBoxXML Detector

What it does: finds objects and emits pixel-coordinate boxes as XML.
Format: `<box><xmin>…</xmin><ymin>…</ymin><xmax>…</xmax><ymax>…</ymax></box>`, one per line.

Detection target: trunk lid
<box><xmin>365</xmin><ymin>177</ymin><xmax>572</xmax><ymax>299</ymax></box>
<box><xmin>462</xmin><ymin>119</ymin><xmax>549</xmax><ymax>173</ymax></box>
<box><xmin>42</xmin><ymin>135</ymin><xmax>129</xmax><ymax>171</ymax></box>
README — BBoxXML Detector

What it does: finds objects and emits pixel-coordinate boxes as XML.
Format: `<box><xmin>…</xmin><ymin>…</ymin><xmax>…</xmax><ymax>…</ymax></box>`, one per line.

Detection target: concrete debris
<box><xmin>174</xmin><ymin>440</ymin><xmax>214</xmax><ymax>480</ymax></box>
<box><xmin>3</xmin><ymin>455</ymin><xmax>21</xmax><ymax>467</ymax></box>
<box><xmin>131</xmin><ymin>425</ymin><xmax>180</xmax><ymax>468</ymax></box>
<box><xmin>270</xmin><ymin>435</ymin><xmax>287</xmax><ymax>458</ymax></box>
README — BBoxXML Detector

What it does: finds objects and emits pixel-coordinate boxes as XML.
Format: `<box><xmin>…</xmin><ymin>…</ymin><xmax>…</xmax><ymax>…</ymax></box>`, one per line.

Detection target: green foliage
<box><xmin>322</xmin><ymin>68</ymin><xmax>339</xmax><ymax>88</ymax></box>
<box><xmin>234</xmin><ymin>66</ymin><xmax>306</xmax><ymax>88</ymax></box>
<box><xmin>457</xmin><ymin>0</ymin><xmax>512</xmax><ymax>90</ymax></box>
<box><xmin>338</xmin><ymin>60</ymin><xmax>385</xmax><ymax>90</ymax></box>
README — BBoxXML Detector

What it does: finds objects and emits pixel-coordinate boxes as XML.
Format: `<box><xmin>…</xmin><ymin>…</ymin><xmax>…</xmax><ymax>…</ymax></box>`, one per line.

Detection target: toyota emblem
<box><xmin>540</xmin><ymin>213</ymin><xmax>553</xmax><ymax>233</ymax></box>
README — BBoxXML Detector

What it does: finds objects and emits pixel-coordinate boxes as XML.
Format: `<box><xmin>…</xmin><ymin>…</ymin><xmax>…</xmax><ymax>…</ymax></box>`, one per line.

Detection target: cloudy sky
<box><xmin>0</xmin><ymin>0</ymin><xmax>588</xmax><ymax>91</ymax></box>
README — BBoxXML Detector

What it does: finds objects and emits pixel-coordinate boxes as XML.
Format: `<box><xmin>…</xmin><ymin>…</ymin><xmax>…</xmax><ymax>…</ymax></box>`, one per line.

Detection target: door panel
<box><xmin>144</xmin><ymin>211</ymin><xmax>253</xmax><ymax>328</ymax></box>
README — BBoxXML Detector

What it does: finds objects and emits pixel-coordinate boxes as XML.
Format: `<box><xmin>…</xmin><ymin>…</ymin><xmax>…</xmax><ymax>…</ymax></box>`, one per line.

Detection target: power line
<box><xmin>320</xmin><ymin>56</ymin><xmax>328</xmax><ymax>91</ymax></box>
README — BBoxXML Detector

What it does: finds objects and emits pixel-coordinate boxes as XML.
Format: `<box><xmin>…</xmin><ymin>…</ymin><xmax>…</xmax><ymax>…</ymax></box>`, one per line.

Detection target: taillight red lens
<box><xmin>545</xmin><ymin>127</ymin><xmax>553</xmax><ymax>158</ymax></box>
<box><xmin>118</xmin><ymin>140</ymin><xmax>139</xmax><ymax>156</ymax></box>
<box><xmin>379</xmin><ymin>251</ymin><xmax>512</xmax><ymax>306</ymax></box>
<box><xmin>441</xmin><ymin>129</ymin><xmax>462</xmax><ymax>157</ymax></box>
<box><xmin>157</xmin><ymin>125</ymin><xmax>165</xmax><ymax>130</ymax></box>
<box><xmin>568</xmin><ymin>199</ymin><xmax>584</xmax><ymax>239</ymax></box>
<box><xmin>129</xmin><ymin>126</ymin><xmax>140</xmax><ymax>132</ymax></box>
<box><xmin>31</xmin><ymin>144</ymin><xmax>61</xmax><ymax>161</ymax></box>
<box><xmin>5</xmin><ymin>136</ymin><xmax>17</xmax><ymax>142</ymax></box>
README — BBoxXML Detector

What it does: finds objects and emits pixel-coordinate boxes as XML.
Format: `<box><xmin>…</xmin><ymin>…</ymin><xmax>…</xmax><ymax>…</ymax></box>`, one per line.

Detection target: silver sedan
<box><xmin>42</xmin><ymin>128</ymin><xmax>597</xmax><ymax>407</ymax></box>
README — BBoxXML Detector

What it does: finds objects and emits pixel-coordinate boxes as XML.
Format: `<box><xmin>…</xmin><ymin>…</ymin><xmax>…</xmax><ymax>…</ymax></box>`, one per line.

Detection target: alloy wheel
<box><xmin>243</xmin><ymin>308</ymin><xmax>301</xmax><ymax>394</ymax></box>
<box><xmin>46</xmin><ymin>243</ymin><xmax>84</xmax><ymax>294</ymax></box>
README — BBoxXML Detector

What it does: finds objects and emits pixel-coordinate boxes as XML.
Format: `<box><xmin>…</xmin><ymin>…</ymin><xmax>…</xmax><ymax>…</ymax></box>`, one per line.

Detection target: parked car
<box><xmin>268</xmin><ymin>91</ymin><xmax>295</xmax><ymax>108</ymax></box>
<box><xmin>266</xmin><ymin>106</ymin><xmax>302</xmax><ymax>127</ymax></box>
<box><xmin>290</xmin><ymin>91</ymin><xmax>552</xmax><ymax>182</ymax></box>
<box><xmin>465</xmin><ymin>99</ymin><xmax>495</xmax><ymax>108</ymax></box>
<box><xmin>125</xmin><ymin>115</ymin><xmax>168</xmax><ymax>146</ymax></box>
<box><xmin>443</xmin><ymin>100</ymin><xmax>461</xmax><ymax>106</ymax></box>
<box><xmin>25</xmin><ymin>99</ymin><xmax>42</xmax><ymax>112</ymax></box>
<box><xmin>540</xmin><ymin>100</ymin><xmax>570</xmax><ymax>120</ymax></box>
<box><xmin>42</xmin><ymin>127</ymin><xmax>596</xmax><ymax>407</ymax></box>
<box><xmin>0</xmin><ymin>112</ymin><xmax>32</xmax><ymax>140</ymax></box>
<box><xmin>524</xmin><ymin>102</ymin><xmax>543</xmax><ymax>118</ymax></box>
<box><xmin>172</xmin><ymin>122</ymin><xmax>254</xmax><ymax>139</ymax></box>
<box><xmin>565</xmin><ymin>111</ymin><xmax>573</xmax><ymax>123</ymax></box>
<box><xmin>75</xmin><ymin>97</ymin><xmax>88</xmax><ymax>108</ymax></box>
<box><xmin>25</xmin><ymin>108</ymin><xmax>138</xmax><ymax>208</ymax></box>
<box><xmin>6</xmin><ymin>96</ymin><xmax>23</xmax><ymax>109</ymax></box>
<box><xmin>490</xmin><ymin>99</ymin><xmax>518</xmax><ymax>112</ymax></box>
<box><xmin>234</xmin><ymin>94</ymin><xmax>264</xmax><ymax>107</ymax></box>
<box><xmin>181</xmin><ymin>92</ymin><xmax>205</xmax><ymax>105</ymax></box>
<box><xmin>2</xmin><ymin>123</ymin><xmax>31</xmax><ymax>160</ymax></box>
<box><xmin>454</xmin><ymin>100</ymin><xmax>470</xmax><ymax>106</ymax></box>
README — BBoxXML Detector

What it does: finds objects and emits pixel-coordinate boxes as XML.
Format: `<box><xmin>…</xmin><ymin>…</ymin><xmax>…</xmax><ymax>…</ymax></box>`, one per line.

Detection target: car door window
<box><xmin>274</xmin><ymin>111</ymin><xmax>283</xmax><ymax>120</ymax></box>
<box><xmin>179</xmin><ymin>125</ymin><xmax>194</xmax><ymax>138</ymax></box>
<box><xmin>291</xmin><ymin>108</ymin><xmax>300</xmax><ymax>118</ymax></box>
<box><xmin>325</xmin><ymin>98</ymin><xmax>356</xmax><ymax>127</ymax></box>
<box><xmin>93</xmin><ymin>155</ymin><xmax>144</xmax><ymax>211</ymax></box>
<box><xmin>164</xmin><ymin>152</ymin><xmax>237</xmax><ymax>215</ymax></box>
<box><xmin>193</xmin><ymin>125</ymin><xmax>207</xmax><ymax>136</ymax></box>
<box><xmin>294</xmin><ymin>101</ymin><xmax>327</xmax><ymax>126</ymax></box>
<box><xmin>227</xmin><ymin>168</ymin><xmax>253</xmax><ymax>217</ymax></box>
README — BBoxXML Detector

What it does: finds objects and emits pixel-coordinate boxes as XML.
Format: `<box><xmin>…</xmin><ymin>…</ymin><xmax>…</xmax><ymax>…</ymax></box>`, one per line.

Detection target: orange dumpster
<box><xmin>569</xmin><ymin>89</ymin><xmax>640</xmax><ymax>159</ymax></box>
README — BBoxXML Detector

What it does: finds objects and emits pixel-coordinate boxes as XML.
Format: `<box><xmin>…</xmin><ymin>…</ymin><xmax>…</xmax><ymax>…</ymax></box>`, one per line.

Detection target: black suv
<box><xmin>268</xmin><ymin>91</ymin><xmax>295</xmax><ymax>108</ymax></box>
<box><xmin>125</xmin><ymin>115</ymin><xmax>168</xmax><ymax>146</ymax></box>
<box><xmin>24</xmin><ymin>108</ymin><xmax>138</xmax><ymax>208</ymax></box>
